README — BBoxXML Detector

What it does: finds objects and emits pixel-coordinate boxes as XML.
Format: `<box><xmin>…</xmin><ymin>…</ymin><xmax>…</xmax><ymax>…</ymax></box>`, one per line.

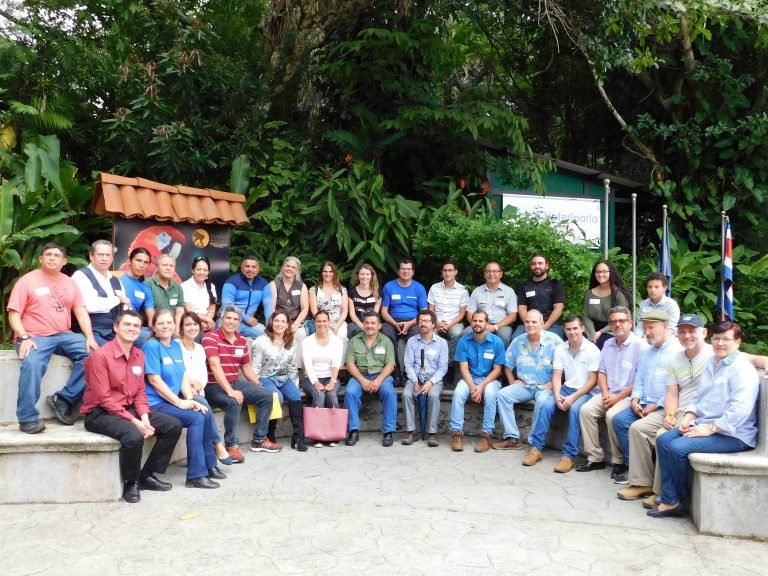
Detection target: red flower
<box><xmin>459</xmin><ymin>178</ymin><xmax>466</xmax><ymax>190</ymax></box>
<box><xmin>324</xmin><ymin>169</ymin><xmax>332</xmax><ymax>181</ymax></box>
<box><xmin>490</xmin><ymin>199</ymin><xmax>497</xmax><ymax>209</ymax></box>
<box><xmin>480</xmin><ymin>181</ymin><xmax>490</xmax><ymax>195</ymax></box>
<box><xmin>345</xmin><ymin>154</ymin><xmax>353</xmax><ymax>167</ymax></box>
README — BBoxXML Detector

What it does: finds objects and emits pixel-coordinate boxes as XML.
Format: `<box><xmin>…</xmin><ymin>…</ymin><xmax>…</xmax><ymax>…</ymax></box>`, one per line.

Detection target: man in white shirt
<box><xmin>428</xmin><ymin>259</ymin><xmax>469</xmax><ymax>362</ymax></box>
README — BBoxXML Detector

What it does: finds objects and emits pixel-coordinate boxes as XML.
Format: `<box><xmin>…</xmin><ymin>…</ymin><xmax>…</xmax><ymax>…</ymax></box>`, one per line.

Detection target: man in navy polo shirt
<box><xmin>380</xmin><ymin>258</ymin><xmax>428</xmax><ymax>384</ymax></box>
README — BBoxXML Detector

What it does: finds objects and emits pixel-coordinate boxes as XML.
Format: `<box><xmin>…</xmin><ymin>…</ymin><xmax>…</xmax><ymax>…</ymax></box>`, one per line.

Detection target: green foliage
<box><xmin>413</xmin><ymin>208</ymin><xmax>598</xmax><ymax>318</ymax></box>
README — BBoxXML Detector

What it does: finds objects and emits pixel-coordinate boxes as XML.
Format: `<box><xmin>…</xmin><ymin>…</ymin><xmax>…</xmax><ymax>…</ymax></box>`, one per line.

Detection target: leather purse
<box><xmin>303</xmin><ymin>392</ymin><xmax>348</xmax><ymax>441</ymax></box>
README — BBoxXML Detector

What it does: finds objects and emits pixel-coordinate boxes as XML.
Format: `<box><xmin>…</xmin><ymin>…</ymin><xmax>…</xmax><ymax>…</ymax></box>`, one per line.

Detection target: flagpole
<box><xmin>632</xmin><ymin>193</ymin><xmax>637</xmax><ymax>319</ymax></box>
<box><xmin>720</xmin><ymin>211</ymin><xmax>726</xmax><ymax>321</ymax></box>
<box><xmin>603</xmin><ymin>179</ymin><xmax>610</xmax><ymax>260</ymax></box>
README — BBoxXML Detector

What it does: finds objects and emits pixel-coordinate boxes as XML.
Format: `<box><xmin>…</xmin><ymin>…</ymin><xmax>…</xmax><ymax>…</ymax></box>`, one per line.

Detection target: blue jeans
<box><xmin>497</xmin><ymin>384</ymin><xmax>550</xmax><ymax>441</ymax></box>
<box><xmin>204</xmin><ymin>379</ymin><xmax>273</xmax><ymax>446</ymax></box>
<box><xmin>15</xmin><ymin>331</ymin><xmax>89</xmax><ymax>423</ymax></box>
<box><xmin>260</xmin><ymin>376</ymin><xmax>302</xmax><ymax>403</ymax></box>
<box><xmin>656</xmin><ymin>428</ymin><xmax>751</xmax><ymax>505</ymax></box>
<box><xmin>612</xmin><ymin>406</ymin><xmax>642</xmax><ymax>463</ymax></box>
<box><xmin>344</xmin><ymin>374</ymin><xmax>396</xmax><ymax>433</ymax></box>
<box><xmin>450</xmin><ymin>379</ymin><xmax>502</xmax><ymax>434</ymax></box>
<box><xmin>153</xmin><ymin>401</ymin><xmax>217</xmax><ymax>480</ymax></box>
<box><xmin>238</xmin><ymin>321</ymin><xmax>265</xmax><ymax>338</ymax></box>
<box><xmin>529</xmin><ymin>385</ymin><xmax>591</xmax><ymax>456</ymax></box>
<box><xmin>193</xmin><ymin>395</ymin><xmax>221</xmax><ymax>445</ymax></box>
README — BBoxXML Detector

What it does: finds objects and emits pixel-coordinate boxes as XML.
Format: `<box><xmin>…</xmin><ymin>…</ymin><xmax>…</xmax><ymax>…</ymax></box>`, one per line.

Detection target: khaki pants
<box><xmin>627</xmin><ymin>411</ymin><xmax>665</xmax><ymax>487</ymax></box>
<box><xmin>652</xmin><ymin>414</ymin><xmax>685</xmax><ymax>494</ymax></box>
<box><xmin>579</xmin><ymin>395</ymin><xmax>631</xmax><ymax>464</ymax></box>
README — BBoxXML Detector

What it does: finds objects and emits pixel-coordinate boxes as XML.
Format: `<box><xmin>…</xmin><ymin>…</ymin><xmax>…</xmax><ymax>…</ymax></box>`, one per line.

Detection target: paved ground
<box><xmin>2</xmin><ymin>433</ymin><xmax>767</xmax><ymax>576</ymax></box>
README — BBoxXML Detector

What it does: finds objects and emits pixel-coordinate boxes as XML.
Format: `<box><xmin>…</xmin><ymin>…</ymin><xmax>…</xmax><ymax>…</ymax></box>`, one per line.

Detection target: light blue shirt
<box><xmin>404</xmin><ymin>333</ymin><xmax>449</xmax><ymax>385</ymax></box>
<box><xmin>598</xmin><ymin>332</ymin><xmax>649</xmax><ymax>394</ymax></box>
<box><xmin>635</xmin><ymin>296</ymin><xmax>681</xmax><ymax>336</ymax></box>
<box><xmin>686</xmin><ymin>351</ymin><xmax>760</xmax><ymax>447</ymax></box>
<box><xmin>632</xmin><ymin>337</ymin><xmax>682</xmax><ymax>406</ymax></box>
<box><xmin>505</xmin><ymin>331</ymin><xmax>562</xmax><ymax>388</ymax></box>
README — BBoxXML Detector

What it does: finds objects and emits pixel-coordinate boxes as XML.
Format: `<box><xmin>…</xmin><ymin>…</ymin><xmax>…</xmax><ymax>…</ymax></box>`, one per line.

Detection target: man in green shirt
<box><xmin>344</xmin><ymin>311</ymin><xmax>396</xmax><ymax>447</ymax></box>
<box><xmin>145</xmin><ymin>254</ymin><xmax>185</xmax><ymax>335</ymax></box>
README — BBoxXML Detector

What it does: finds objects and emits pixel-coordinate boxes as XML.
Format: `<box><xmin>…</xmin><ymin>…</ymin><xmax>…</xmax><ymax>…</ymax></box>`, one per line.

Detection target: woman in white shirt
<box><xmin>301</xmin><ymin>310</ymin><xmax>343</xmax><ymax>447</ymax></box>
<box><xmin>182</xmin><ymin>256</ymin><xmax>217</xmax><ymax>334</ymax></box>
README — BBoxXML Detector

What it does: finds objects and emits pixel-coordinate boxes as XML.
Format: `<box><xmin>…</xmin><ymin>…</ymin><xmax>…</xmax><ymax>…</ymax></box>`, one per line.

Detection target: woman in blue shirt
<box><xmin>143</xmin><ymin>309</ymin><xmax>225</xmax><ymax>489</ymax></box>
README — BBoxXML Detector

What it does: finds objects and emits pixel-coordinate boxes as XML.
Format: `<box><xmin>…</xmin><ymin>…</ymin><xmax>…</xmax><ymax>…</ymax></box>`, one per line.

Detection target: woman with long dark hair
<box><xmin>582</xmin><ymin>259</ymin><xmax>632</xmax><ymax>349</ymax></box>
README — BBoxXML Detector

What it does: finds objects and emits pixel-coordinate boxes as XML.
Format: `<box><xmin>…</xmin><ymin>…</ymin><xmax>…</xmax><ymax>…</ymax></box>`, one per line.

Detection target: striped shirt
<box><xmin>428</xmin><ymin>281</ymin><xmax>469</xmax><ymax>323</ymax></box>
<box><xmin>202</xmin><ymin>328</ymin><xmax>251</xmax><ymax>384</ymax></box>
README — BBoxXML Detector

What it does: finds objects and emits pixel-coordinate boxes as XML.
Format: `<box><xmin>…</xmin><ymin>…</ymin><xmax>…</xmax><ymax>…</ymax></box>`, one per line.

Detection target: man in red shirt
<box><xmin>7</xmin><ymin>242</ymin><xmax>99</xmax><ymax>432</ymax></box>
<box><xmin>202</xmin><ymin>305</ymin><xmax>278</xmax><ymax>463</ymax></box>
<box><xmin>81</xmin><ymin>310</ymin><xmax>182</xmax><ymax>503</ymax></box>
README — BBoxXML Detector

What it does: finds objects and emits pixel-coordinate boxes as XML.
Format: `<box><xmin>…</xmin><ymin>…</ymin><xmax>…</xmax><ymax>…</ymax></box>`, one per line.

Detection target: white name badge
<box><xmin>427</xmin><ymin>349</ymin><xmax>437</xmax><ymax>357</ymax></box>
<box><xmin>589</xmin><ymin>298</ymin><xmax>600</xmax><ymax>305</ymax></box>
<box><xmin>35</xmin><ymin>286</ymin><xmax>51</xmax><ymax>296</ymax></box>
<box><xmin>483</xmin><ymin>351</ymin><xmax>495</xmax><ymax>359</ymax></box>
<box><xmin>526</xmin><ymin>291</ymin><xmax>536</xmax><ymax>297</ymax></box>
<box><xmin>169</xmin><ymin>298</ymin><xmax>178</xmax><ymax>306</ymax></box>
<box><xmin>234</xmin><ymin>348</ymin><xmax>244</xmax><ymax>357</ymax></box>
<box><xmin>135</xmin><ymin>290</ymin><xmax>145</xmax><ymax>300</ymax></box>
<box><xmin>115</xmin><ymin>289</ymin><xmax>124</xmax><ymax>296</ymax></box>
<box><xmin>131</xmin><ymin>366</ymin><xmax>142</xmax><ymax>375</ymax></box>
<box><xmin>391</xmin><ymin>294</ymin><xmax>401</xmax><ymax>300</ymax></box>
<box><xmin>621</xmin><ymin>359</ymin><xmax>633</xmax><ymax>370</ymax></box>
<box><xmin>162</xmin><ymin>356</ymin><xmax>173</xmax><ymax>365</ymax></box>
<box><xmin>714</xmin><ymin>377</ymin><xmax>726</xmax><ymax>385</ymax></box>
<box><xmin>291</xmin><ymin>289</ymin><xmax>301</xmax><ymax>296</ymax></box>
<box><xmin>375</xmin><ymin>347</ymin><xmax>386</xmax><ymax>355</ymax></box>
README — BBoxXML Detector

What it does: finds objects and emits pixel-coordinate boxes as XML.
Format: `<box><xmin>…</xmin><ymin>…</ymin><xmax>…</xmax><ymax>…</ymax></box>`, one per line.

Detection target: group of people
<box><xmin>7</xmin><ymin>241</ymin><xmax>764</xmax><ymax>517</ymax></box>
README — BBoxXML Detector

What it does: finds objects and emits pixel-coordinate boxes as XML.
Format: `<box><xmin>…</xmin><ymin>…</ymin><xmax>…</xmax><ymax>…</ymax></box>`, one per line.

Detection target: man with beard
<box><xmin>513</xmin><ymin>254</ymin><xmax>565</xmax><ymax>339</ymax></box>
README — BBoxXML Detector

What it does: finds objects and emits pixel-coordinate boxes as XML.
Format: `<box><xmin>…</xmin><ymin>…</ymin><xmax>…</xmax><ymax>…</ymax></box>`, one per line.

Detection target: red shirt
<box><xmin>202</xmin><ymin>328</ymin><xmax>250</xmax><ymax>384</ymax></box>
<box><xmin>6</xmin><ymin>269</ymin><xmax>85</xmax><ymax>337</ymax></box>
<box><xmin>81</xmin><ymin>338</ymin><xmax>150</xmax><ymax>420</ymax></box>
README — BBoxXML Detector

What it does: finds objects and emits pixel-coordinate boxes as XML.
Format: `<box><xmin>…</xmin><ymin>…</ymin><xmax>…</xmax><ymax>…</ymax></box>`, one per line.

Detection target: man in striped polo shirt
<box><xmin>202</xmin><ymin>305</ymin><xmax>277</xmax><ymax>463</ymax></box>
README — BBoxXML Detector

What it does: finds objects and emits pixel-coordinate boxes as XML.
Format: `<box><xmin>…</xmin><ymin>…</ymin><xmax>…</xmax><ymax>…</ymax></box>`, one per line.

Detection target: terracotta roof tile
<box><xmin>92</xmin><ymin>172</ymin><xmax>249</xmax><ymax>226</ymax></box>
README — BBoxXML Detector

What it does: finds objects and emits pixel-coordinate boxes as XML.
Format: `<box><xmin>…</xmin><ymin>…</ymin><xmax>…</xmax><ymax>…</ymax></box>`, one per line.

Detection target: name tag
<box><xmin>291</xmin><ymin>289</ymin><xmax>301</xmax><ymax>296</ymax></box>
<box><xmin>35</xmin><ymin>286</ymin><xmax>51</xmax><ymax>296</ymax></box>
<box><xmin>162</xmin><ymin>356</ymin><xmax>173</xmax><ymax>365</ymax></box>
<box><xmin>589</xmin><ymin>298</ymin><xmax>600</xmax><ymax>305</ymax></box>
<box><xmin>135</xmin><ymin>290</ymin><xmax>145</xmax><ymax>300</ymax></box>
<box><xmin>483</xmin><ymin>351</ymin><xmax>495</xmax><ymax>359</ymax></box>
<box><xmin>391</xmin><ymin>294</ymin><xmax>401</xmax><ymax>300</ymax></box>
<box><xmin>234</xmin><ymin>348</ymin><xmax>244</xmax><ymax>357</ymax></box>
<box><xmin>131</xmin><ymin>366</ymin><xmax>142</xmax><ymax>375</ymax></box>
<box><xmin>169</xmin><ymin>298</ymin><xmax>178</xmax><ymax>306</ymax></box>
<box><xmin>115</xmin><ymin>289</ymin><xmax>123</xmax><ymax>296</ymax></box>
<box><xmin>526</xmin><ymin>291</ymin><xmax>536</xmax><ymax>297</ymax></box>
<box><xmin>518</xmin><ymin>356</ymin><xmax>534</xmax><ymax>365</ymax></box>
<box><xmin>714</xmin><ymin>377</ymin><xmax>726</xmax><ymax>385</ymax></box>
<box><xmin>375</xmin><ymin>347</ymin><xmax>386</xmax><ymax>355</ymax></box>
<box><xmin>621</xmin><ymin>359</ymin><xmax>633</xmax><ymax>370</ymax></box>
<box><xmin>427</xmin><ymin>349</ymin><xmax>437</xmax><ymax>357</ymax></box>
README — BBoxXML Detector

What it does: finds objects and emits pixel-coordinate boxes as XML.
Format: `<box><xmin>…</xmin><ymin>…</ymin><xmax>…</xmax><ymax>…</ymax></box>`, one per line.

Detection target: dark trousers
<box><xmin>84</xmin><ymin>407</ymin><xmax>182</xmax><ymax>483</ymax></box>
<box><xmin>205</xmin><ymin>379</ymin><xmax>272</xmax><ymax>446</ymax></box>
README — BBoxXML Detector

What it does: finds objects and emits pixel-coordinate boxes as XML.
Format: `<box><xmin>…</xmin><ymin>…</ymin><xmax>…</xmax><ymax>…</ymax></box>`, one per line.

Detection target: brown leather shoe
<box><xmin>474</xmin><ymin>432</ymin><xmax>492</xmax><ymax>453</ymax></box>
<box><xmin>553</xmin><ymin>456</ymin><xmax>575</xmax><ymax>473</ymax></box>
<box><xmin>492</xmin><ymin>437</ymin><xmax>524</xmax><ymax>450</ymax></box>
<box><xmin>401</xmin><ymin>431</ymin><xmax>419</xmax><ymax>445</ymax></box>
<box><xmin>451</xmin><ymin>432</ymin><xmax>464</xmax><ymax>452</ymax></box>
<box><xmin>427</xmin><ymin>434</ymin><xmax>439</xmax><ymax>447</ymax></box>
<box><xmin>617</xmin><ymin>485</ymin><xmax>654</xmax><ymax>501</ymax></box>
<box><xmin>522</xmin><ymin>447</ymin><xmax>543</xmax><ymax>466</ymax></box>
<box><xmin>642</xmin><ymin>493</ymin><xmax>660</xmax><ymax>509</ymax></box>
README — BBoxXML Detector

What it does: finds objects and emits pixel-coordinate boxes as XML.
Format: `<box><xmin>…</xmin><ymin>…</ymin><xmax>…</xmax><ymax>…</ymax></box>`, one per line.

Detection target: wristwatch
<box><xmin>20</xmin><ymin>334</ymin><xmax>30</xmax><ymax>341</ymax></box>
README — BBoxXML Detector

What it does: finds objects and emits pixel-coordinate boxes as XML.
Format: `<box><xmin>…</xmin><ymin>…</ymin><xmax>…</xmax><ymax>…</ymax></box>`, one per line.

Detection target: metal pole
<box><xmin>632</xmin><ymin>193</ymin><xmax>637</xmax><ymax>319</ymax></box>
<box><xmin>603</xmin><ymin>179</ymin><xmax>611</xmax><ymax>259</ymax></box>
<box><xmin>720</xmin><ymin>211</ymin><xmax>726</xmax><ymax>321</ymax></box>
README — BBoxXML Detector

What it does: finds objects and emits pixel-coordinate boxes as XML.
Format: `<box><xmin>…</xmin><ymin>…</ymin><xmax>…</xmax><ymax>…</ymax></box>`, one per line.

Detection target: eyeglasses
<box><xmin>609</xmin><ymin>319</ymin><xmax>629</xmax><ymax>324</ymax></box>
<box><xmin>485</xmin><ymin>269</ymin><xmax>502</xmax><ymax>274</ymax></box>
<box><xmin>711</xmin><ymin>337</ymin><xmax>735</xmax><ymax>343</ymax></box>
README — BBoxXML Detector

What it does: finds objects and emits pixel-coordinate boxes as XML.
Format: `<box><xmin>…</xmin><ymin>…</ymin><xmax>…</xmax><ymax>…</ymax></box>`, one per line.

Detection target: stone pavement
<box><xmin>2</xmin><ymin>433</ymin><xmax>767</xmax><ymax>576</ymax></box>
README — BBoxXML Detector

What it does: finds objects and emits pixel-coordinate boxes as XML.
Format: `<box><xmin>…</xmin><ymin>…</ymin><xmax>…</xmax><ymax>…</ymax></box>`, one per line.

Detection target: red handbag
<box><xmin>303</xmin><ymin>393</ymin><xmax>348</xmax><ymax>442</ymax></box>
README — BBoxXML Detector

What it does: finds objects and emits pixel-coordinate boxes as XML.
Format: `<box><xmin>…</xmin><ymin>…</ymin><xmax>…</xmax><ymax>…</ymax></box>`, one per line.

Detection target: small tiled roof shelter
<box><xmin>91</xmin><ymin>172</ymin><xmax>248</xmax><ymax>225</ymax></box>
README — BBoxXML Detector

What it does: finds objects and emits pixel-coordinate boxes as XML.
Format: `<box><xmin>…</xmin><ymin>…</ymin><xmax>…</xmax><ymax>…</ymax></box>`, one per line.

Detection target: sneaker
<box><xmin>250</xmin><ymin>438</ymin><xmax>282</xmax><ymax>453</ymax></box>
<box><xmin>46</xmin><ymin>394</ymin><xmax>74</xmax><ymax>426</ymax></box>
<box><xmin>641</xmin><ymin>493</ymin><xmax>660</xmax><ymax>509</ymax></box>
<box><xmin>613</xmin><ymin>471</ymin><xmax>629</xmax><ymax>485</ymax></box>
<box><xmin>617</xmin><ymin>485</ymin><xmax>653</xmax><ymax>500</ymax></box>
<box><xmin>474</xmin><ymin>432</ymin><xmax>492</xmax><ymax>453</ymax></box>
<box><xmin>427</xmin><ymin>434</ymin><xmax>439</xmax><ymax>448</ymax></box>
<box><xmin>492</xmin><ymin>437</ymin><xmax>524</xmax><ymax>450</ymax></box>
<box><xmin>611</xmin><ymin>463</ymin><xmax>627</xmax><ymax>479</ymax></box>
<box><xmin>328</xmin><ymin>442</ymin><xmax>338</xmax><ymax>447</ymax></box>
<box><xmin>553</xmin><ymin>456</ymin><xmax>575</xmax><ymax>473</ymax></box>
<box><xmin>452</xmin><ymin>432</ymin><xmax>464</xmax><ymax>452</ymax></box>
<box><xmin>401</xmin><ymin>431</ymin><xmax>419</xmax><ymax>446</ymax></box>
<box><xmin>19</xmin><ymin>421</ymin><xmax>46</xmax><ymax>434</ymax></box>
<box><xmin>313</xmin><ymin>441</ymin><xmax>323</xmax><ymax>448</ymax></box>
<box><xmin>226</xmin><ymin>446</ymin><xmax>245</xmax><ymax>463</ymax></box>
<box><xmin>523</xmin><ymin>447</ymin><xmax>543</xmax><ymax>466</ymax></box>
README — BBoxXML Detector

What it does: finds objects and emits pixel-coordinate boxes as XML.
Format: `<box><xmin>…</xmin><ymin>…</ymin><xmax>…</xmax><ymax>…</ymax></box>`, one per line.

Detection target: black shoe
<box><xmin>139</xmin><ymin>474</ymin><xmax>173</xmax><ymax>492</ymax></box>
<box><xmin>382</xmin><ymin>432</ymin><xmax>394</xmax><ymax>447</ymax></box>
<box><xmin>185</xmin><ymin>476</ymin><xmax>220</xmax><ymax>489</ymax></box>
<box><xmin>208</xmin><ymin>467</ymin><xmax>227</xmax><ymax>480</ymax></box>
<box><xmin>613</xmin><ymin>471</ymin><xmax>629</xmax><ymax>485</ymax></box>
<box><xmin>19</xmin><ymin>421</ymin><xmax>46</xmax><ymax>434</ymax></box>
<box><xmin>576</xmin><ymin>460</ymin><xmax>606</xmax><ymax>472</ymax></box>
<box><xmin>647</xmin><ymin>502</ymin><xmax>686</xmax><ymax>518</ymax></box>
<box><xmin>611</xmin><ymin>463</ymin><xmax>628</xmax><ymax>479</ymax></box>
<box><xmin>46</xmin><ymin>394</ymin><xmax>74</xmax><ymax>425</ymax></box>
<box><xmin>122</xmin><ymin>481</ymin><xmax>140</xmax><ymax>503</ymax></box>
<box><xmin>291</xmin><ymin>434</ymin><xmax>309</xmax><ymax>452</ymax></box>
<box><xmin>345</xmin><ymin>430</ymin><xmax>359</xmax><ymax>446</ymax></box>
